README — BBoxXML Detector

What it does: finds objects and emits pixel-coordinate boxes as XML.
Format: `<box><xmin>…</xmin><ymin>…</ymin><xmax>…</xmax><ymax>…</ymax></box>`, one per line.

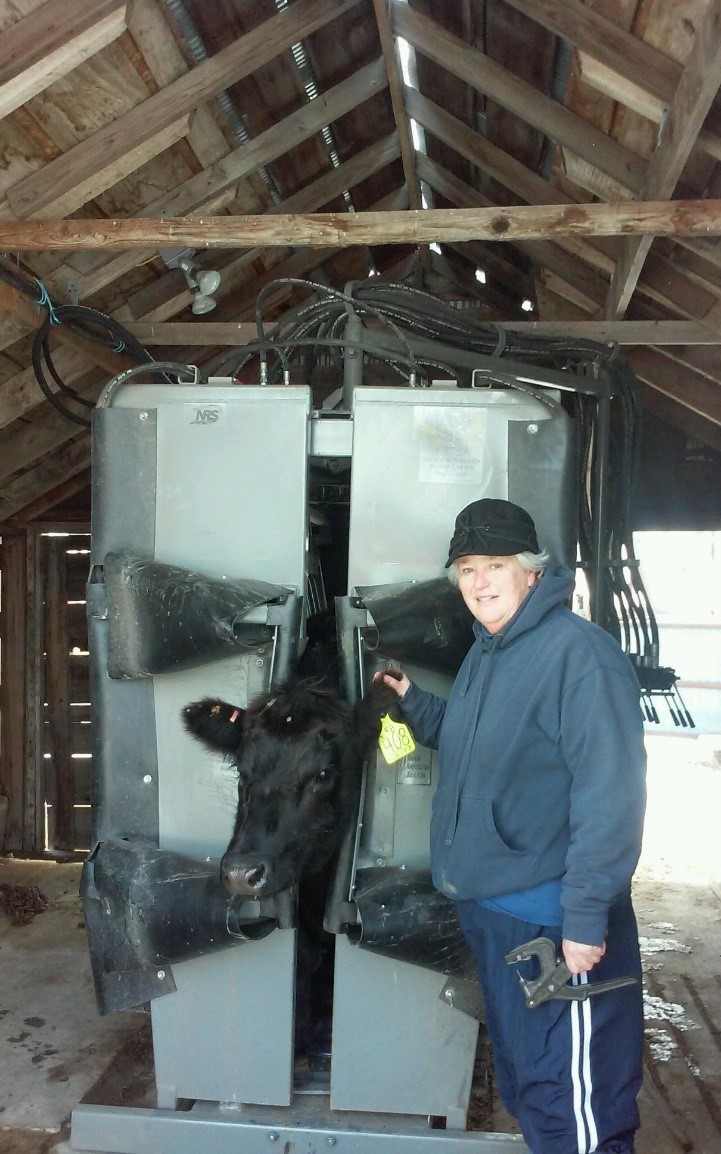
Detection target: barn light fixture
<box><xmin>160</xmin><ymin>247</ymin><xmax>222</xmax><ymax>314</ymax></box>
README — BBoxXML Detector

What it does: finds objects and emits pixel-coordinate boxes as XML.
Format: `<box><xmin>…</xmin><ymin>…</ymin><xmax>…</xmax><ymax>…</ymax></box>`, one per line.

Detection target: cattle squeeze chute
<box><xmin>73</xmin><ymin>282</ymin><xmax>663</xmax><ymax>1154</ymax></box>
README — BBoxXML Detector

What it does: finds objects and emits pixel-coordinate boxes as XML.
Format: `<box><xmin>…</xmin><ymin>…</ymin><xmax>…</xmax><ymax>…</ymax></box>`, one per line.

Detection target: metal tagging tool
<box><xmin>505</xmin><ymin>936</ymin><xmax>638</xmax><ymax>1009</ymax></box>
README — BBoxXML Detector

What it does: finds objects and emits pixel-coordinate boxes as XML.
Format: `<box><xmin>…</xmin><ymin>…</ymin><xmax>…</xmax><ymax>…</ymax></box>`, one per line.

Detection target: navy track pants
<box><xmin>456</xmin><ymin>896</ymin><xmax>644</xmax><ymax>1154</ymax></box>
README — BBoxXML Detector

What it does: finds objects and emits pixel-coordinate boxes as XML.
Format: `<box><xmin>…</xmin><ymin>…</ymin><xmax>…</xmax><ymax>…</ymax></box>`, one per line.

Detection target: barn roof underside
<box><xmin>2</xmin><ymin>0</ymin><xmax>721</xmax><ymax>525</ymax></box>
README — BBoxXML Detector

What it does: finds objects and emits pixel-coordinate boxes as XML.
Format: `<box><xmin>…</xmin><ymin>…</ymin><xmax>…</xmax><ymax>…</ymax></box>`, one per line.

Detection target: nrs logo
<box><xmin>189</xmin><ymin>406</ymin><xmax>221</xmax><ymax>425</ymax></box>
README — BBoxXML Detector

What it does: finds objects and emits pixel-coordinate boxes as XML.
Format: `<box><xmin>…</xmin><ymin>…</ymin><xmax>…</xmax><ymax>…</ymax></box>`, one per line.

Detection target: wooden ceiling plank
<box><xmin>5</xmin><ymin>199</ymin><xmax>721</xmax><ymax>251</ymax></box>
<box><xmin>604</xmin><ymin>0</ymin><xmax>721</xmax><ymax>321</ymax></box>
<box><xmin>371</xmin><ymin>0</ymin><xmax>422</xmax><ymax>211</ymax></box>
<box><xmin>391</xmin><ymin>2</ymin><xmax>646</xmax><ymax>195</ymax></box>
<box><xmin>0</xmin><ymin>0</ymin><xmax>129</xmax><ymax>120</ymax></box>
<box><xmin>1</xmin><ymin>468</ymin><xmax>91</xmax><ymax>527</ymax></box>
<box><xmin>6</xmin><ymin>0</ymin><xmax>363</xmax><ymax>220</ymax></box>
<box><xmin>503</xmin><ymin>0</ymin><xmax>721</xmax><ymax>164</ymax></box>
<box><xmin>0</xmin><ymin>438</ymin><xmax>91</xmax><ymax>523</ymax></box>
<box><xmin>120</xmin><ymin>319</ymin><xmax>721</xmax><ymax>346</ymax></box>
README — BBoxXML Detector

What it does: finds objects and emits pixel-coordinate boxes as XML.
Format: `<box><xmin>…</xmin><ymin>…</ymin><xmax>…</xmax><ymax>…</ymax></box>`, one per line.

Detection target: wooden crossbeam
<box><xmin>604</xmin><ymin>0</ymin><xmax>721</xmax><ymax>321</ymax></box>
<box><xmin>391</xmin><ymin>1</ymin><xmax>646</xmax><ymax>195</ymax></box>
<box><xmin>6</xmin><ymin>0</ymin><xmax>362</xmax><ymax>219</ymax></box>
<box><xmin>0</xmin><ymin>0</ymin><xmax>128</xmax><ymax>119</ymax></box>
<box><xmin>2</xmin><ymin>200</ymin><xmax>721</xmax><ymax>251</ymax></box>
<box><xmin>120</xmin><ymin>320</ymin><xmax>721</xmax><ymax>347</ymax></box>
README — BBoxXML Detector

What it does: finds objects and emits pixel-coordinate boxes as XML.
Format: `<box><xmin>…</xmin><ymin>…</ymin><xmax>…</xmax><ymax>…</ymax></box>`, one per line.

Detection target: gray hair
<box><xmin>448</xmin><ymin>549</ymin><xmax>550</xmax><ymax>587</ymax></box>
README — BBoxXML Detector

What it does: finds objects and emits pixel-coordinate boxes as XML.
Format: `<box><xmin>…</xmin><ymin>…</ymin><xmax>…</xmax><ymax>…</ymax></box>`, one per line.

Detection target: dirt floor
<box><xmin>0</xmin><ymin>730</ymin><xmax>719</xmax><ymax>1154</ymax></box>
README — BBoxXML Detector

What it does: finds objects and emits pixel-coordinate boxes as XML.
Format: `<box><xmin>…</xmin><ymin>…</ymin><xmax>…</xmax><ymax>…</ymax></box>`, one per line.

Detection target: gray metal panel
<box><xmin>507</xmin><ymin>412</ymin><xmax>578</xmax><ymax>567</ymax></box>
<box><xmin>151</xmin><ymin>929</ymin><xmax>296</xmax><ymax>1108</ymax></box>
<box><xmin>330</xmin><ymin>937</ymin><xmax>479</xmax><ymax>1123</ymax></box>
<box><xmin>91</xmin><ymin>385</ymin><xmax>311</xmax><ymax>1107</ymax></box>
<box><xmin>87</xmin><ymin>614</ymin><xmax>159</xmax><ymax>845</ymax></box>
<box><xmin>90</xmin><ymin>407</ymin><xmax>157</xmax><ymax>565</ymax></box>
<box><xmin>348</xmin><ymin>387</ymin><xmax>560</xmax><ymax>587</ymax></box>
<box><xmin>113</xmin><ymin>385</ymin><xmax>310</xmax><ymax>585</ymax></box>
<box><xmin>71</xmin><ymin>1100</ymin><xmax>528</xmax><ymax>1153</ymax></box>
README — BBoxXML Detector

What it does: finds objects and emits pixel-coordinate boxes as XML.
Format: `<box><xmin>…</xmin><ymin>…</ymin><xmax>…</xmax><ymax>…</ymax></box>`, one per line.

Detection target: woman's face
<box><xmin>456</xmin><ymin>554</ymin><xmax>537</xmax><ymax>634</ymax></box>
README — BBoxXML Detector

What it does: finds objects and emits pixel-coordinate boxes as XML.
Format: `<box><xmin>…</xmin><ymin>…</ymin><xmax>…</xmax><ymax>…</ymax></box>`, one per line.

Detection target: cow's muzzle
<box><xmin>221</xmin><ymin>852</ymin><xmax>271</xmax><ymax>896</ymax></box>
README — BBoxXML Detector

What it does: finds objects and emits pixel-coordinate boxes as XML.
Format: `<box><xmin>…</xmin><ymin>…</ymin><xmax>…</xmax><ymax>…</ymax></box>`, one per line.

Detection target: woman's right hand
<box><xmin>373</xmin><ymin>668</ymin><xmax>411</xmax><ymax>699</ymax></box>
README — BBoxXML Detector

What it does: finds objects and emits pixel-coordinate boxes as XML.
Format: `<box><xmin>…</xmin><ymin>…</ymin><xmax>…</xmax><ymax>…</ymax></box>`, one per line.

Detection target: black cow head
<box><xmin>182</xmin><ymin>679</ymin><xmax>399</xmax><ymax>899</ymax></box>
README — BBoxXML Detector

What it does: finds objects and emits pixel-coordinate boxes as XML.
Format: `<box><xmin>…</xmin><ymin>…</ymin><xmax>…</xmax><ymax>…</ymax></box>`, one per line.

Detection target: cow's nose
<box><xmin>221</xmin><ymin>854</ymin><xmax>270</xmax><ymax>896</ymax></box>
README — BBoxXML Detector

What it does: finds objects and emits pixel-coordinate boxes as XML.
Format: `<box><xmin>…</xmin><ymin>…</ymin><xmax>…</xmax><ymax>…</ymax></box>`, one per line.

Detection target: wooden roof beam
<box><xmin>0</xmin><ymin>0</ymin><xmax>129</xmax><ymax>120</ymax></box>
<box><xmin>6</xmin><ymin>0</ymin><xmax>363</xmax><ymax>220</ymax></box>
<box><xmin>391</xmin><ymin>1</ymin><xmax>646</xmax><ymax>195</ymax></box>
<box><xmin>501</xmin><ymin>0</ymin><xmax>676</xmax><ymax>119</ymax></box>
<box><xmin>604</xmin><ymin>0</ymin><xmax>721</xmax><ymax>321</ymax></box>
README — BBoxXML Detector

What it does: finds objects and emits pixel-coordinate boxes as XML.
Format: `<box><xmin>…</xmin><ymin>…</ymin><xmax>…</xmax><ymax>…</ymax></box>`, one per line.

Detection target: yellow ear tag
<box><xmin>378</xmin><ymin>714</ymin><xmax>416</xmax><ymax>765</ymax></box>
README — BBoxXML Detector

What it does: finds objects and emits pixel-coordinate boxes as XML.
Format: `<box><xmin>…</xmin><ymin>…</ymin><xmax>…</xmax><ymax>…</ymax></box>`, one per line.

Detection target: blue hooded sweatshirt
<box><xmin>400</xmin><ymin>564</ymin><xmax>647</xmax><ymax>947</ymax></box>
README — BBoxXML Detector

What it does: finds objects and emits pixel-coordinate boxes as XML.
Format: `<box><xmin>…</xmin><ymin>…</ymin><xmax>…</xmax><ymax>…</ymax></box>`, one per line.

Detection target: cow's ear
<box><xmin>182</xmin><ymin>698</ymin><xmax>245</xmax><ymax>754</ymax></box>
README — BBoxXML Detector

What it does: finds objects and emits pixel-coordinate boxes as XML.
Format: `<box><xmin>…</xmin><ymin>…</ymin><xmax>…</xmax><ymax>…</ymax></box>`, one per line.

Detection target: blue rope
<box><xmin>112</xmin><ymin>340</ymin><xmax>125</xmax><ymax>353</ymax></box>
<box><xmin>35</xmin><ymin>279</ymin><xmax>61</xmax><ymax>325</ymax></box>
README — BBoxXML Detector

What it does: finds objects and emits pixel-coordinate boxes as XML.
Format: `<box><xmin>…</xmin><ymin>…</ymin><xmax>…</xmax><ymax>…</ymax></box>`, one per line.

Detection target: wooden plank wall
<box><xmin>0</xmin><ymin>529</ymin><xmax>91</xmax><ymax>854</ymax></box>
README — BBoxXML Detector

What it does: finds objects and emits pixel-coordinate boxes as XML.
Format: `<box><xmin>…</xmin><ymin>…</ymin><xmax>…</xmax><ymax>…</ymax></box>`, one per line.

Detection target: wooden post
<box><xmin>44</xmin><ymin>537</ymin><xmax>74</xmax><ymax>850</ymax></box>
<box><xmin>0</xmin><ymin>534</ymin><xmax>26</xmax><ymax>851</ymax></box>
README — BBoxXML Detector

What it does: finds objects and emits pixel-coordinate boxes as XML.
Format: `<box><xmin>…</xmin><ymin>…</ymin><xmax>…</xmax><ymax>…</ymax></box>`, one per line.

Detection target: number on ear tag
<box><xmin>378</xmin><ymin>714</ymin><xmax>416</xmax><ymax>765</ymax></box>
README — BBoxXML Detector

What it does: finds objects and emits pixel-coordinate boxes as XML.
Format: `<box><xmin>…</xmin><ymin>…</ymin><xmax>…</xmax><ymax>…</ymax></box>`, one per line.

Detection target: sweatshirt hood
<box><xmin>473</xmin><ymin>563</ymin><xmax>575</xmax><ymax>649</ymax></box>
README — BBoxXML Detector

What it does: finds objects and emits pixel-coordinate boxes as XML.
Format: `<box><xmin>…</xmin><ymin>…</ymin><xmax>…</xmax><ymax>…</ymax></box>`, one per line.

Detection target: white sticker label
<box><xmin>414</xmin><ymin>408</ymin><xmax>490</xmax><ymax>485</ymax></box>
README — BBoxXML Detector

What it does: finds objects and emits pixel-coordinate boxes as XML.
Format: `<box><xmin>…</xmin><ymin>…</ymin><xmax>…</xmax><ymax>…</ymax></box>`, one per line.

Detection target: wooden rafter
<box><xmin>371</xmin><ymin>0</ymin><xmax>423</xmax><ymax>211</ymax></box>
<box><xmin>604</xmin><ymin>0</ymin><xmax>721</xmax><ymax>320</ymax></box>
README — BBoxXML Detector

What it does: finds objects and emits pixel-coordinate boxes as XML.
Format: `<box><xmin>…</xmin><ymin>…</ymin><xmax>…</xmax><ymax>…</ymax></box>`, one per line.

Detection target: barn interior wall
<box><xmin>0</xmin><ymin>529</ymin><xmax>90</xmax><ymax>856</ymax></box>
<box><xmin>633</xmin><ymin>413</ymin><xmax>721</xmax><ymax>530</ymax></box>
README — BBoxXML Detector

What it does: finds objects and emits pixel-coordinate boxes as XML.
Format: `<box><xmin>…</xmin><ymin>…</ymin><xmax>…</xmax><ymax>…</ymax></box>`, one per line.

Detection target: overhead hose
<box><xmin>215</xmin><ymin>278</ymin><xmax>659</xmax><ymax>676</ymax></box>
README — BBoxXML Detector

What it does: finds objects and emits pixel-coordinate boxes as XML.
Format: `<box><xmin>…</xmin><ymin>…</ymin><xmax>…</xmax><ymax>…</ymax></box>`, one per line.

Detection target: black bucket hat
<box><xmin>445</xmin><ymin>498</ymin><xmax>540</xmax><ymax>567</ymax></box>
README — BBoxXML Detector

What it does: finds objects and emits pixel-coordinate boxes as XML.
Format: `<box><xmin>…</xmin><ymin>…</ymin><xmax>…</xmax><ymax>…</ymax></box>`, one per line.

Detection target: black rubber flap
<box><xmin>104</xmin><ymin>552</ymin><xmax>289</xmax><ymax>678</ymax></box>
<box><xmin>82</xmin><ymin>838</ymin><xmax>282</xmax><ymax>1015</ymax></box>
<box><xmin>358</xmin><ymin>578</ymin><xmax>474</xmax><ymax>676</ymax></box>
<box><xmin>349</xmin><ymin>867</ymin><xmax>476</xmax><ymax>980</ymax></box>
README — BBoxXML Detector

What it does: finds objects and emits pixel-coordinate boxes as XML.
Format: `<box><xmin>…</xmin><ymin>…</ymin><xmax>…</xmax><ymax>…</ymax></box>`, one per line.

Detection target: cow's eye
<box><xmin>313</xmin><ymin>768</ymin><xmax>335</xmax><ymax>787</ymax></box>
